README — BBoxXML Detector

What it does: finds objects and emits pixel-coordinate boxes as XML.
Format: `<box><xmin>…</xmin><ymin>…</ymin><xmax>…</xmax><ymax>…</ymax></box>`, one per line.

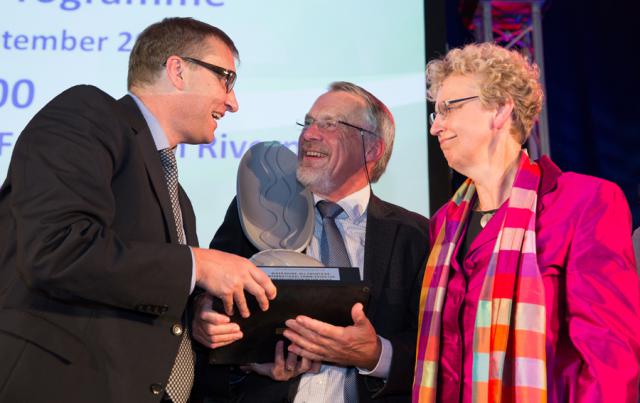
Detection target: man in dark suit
<box><xmin>192</xmin><ymin>82</ymin><xmax>429</xmax><ymax>402</ymax></box>
<box><xmin>0</xmin><ymin>17</ymin><xmax>275</xmax><ymax>403</ymax></box>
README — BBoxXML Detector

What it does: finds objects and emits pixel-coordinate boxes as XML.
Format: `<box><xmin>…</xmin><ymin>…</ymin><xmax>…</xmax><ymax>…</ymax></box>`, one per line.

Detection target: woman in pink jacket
<box><xmin>413</xmin><ymin>42</ymin><xmax>640</xmax><ymax>403</ymax></box>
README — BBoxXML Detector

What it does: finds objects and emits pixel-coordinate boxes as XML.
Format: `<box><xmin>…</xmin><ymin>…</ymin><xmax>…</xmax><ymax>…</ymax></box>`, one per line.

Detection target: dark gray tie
<box><xmin>316</xmin><ymin>201</ymin><xmax>358</xmax><ymax>402</ymax></box>
<box><xmin>159</xmin><ymin>148</ymin><xmax>194</xmax><ymax>403</ymax></box>
<box><xmin>317</xmin><ymin>201</ymin><xmax>351</xmax><ymax>267</ymax></box>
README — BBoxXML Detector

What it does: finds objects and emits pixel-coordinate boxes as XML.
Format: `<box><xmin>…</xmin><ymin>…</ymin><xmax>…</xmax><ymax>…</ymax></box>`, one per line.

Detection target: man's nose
<box><xmin>225</xmin><ymin>89</ymin><xmax>239</xmax><ymax>113</ymax></box>
<box><xmin>300</xmin><ymin>123</ymin><xmax>324</xmax><ymax>140</ymax></box>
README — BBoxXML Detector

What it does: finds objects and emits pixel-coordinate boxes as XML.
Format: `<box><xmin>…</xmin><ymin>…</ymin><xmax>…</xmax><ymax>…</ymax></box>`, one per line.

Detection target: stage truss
<box><xmin>465</xmin><ymin>0</ymin><xmax>550</xmax><ymax>158</ymax></box>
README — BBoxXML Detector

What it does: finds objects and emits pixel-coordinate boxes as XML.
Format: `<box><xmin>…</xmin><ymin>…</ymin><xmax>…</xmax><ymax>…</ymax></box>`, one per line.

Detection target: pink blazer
<box><xmin>430</xmin><ymin>157</ymin><xmax>640</xmax><ymax>403</ymax></box>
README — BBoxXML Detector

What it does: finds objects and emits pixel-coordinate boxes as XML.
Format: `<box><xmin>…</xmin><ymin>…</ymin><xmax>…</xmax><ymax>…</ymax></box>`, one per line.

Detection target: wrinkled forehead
<box><xmin>307</xmin><ymin>91</ymin><xmax>368</xmax><ymax>122</ymax></box>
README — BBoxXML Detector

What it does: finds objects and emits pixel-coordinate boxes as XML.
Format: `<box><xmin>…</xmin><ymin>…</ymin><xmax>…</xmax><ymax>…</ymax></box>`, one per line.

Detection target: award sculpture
<box><xmin>209</xmin><ymin>142</ymin><xmax>370</xmax><ymax>364</ymax></box>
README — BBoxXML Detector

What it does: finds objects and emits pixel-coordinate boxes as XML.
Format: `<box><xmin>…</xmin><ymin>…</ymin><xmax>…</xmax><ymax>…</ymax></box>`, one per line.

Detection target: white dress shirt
<box><xmin>294</xmin><ymin>186</ymin><xmax>392</xmax><ymax>403</ymax></box>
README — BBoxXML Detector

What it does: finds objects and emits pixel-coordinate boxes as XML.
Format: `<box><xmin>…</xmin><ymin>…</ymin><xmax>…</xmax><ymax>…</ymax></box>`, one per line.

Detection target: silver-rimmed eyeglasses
<box><xmin>296</xmin><ymin>116</ymin><xmax>377</xmax><ymax>136</ymax></box>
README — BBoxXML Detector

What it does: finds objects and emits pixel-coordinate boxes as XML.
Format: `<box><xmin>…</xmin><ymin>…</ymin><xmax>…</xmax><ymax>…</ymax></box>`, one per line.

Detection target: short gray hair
<box><xmin>328</xmin><ymin>81</ymin><xmax>395</xmax><ymax>182</ymax></box>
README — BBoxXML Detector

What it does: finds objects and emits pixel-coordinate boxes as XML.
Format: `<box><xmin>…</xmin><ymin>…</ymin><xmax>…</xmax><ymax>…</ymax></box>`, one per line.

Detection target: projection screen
<box><xmin>0</xmin><ymin>0</ymin><xmax>429</xmax><ymax>243</ymax></box>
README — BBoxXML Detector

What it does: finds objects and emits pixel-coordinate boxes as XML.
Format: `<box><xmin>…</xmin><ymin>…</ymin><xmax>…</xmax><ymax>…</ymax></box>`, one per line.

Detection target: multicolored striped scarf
<box><xmin>412</xmin><ymin>152</ymin><xmax>547</xmax><ymax>402</ymax></box>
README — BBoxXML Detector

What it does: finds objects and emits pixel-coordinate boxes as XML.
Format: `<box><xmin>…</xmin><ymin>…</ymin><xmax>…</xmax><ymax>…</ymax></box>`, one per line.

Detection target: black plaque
<box><xmin>208</xmin><ymin>266</ymin><xmax>370</xmax><ymax>364</ymax></box>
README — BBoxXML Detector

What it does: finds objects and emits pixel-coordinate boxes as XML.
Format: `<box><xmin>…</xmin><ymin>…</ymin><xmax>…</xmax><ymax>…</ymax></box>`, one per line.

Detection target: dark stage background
<box><xmin>442</xmin><ymin>0</ymin><xmax>640</xmax><ymax>228</ymax></box>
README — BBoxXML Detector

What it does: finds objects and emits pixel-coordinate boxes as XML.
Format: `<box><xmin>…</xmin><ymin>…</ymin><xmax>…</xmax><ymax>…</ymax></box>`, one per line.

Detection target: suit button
<box><xmin>171</xmin><ymin>324</ymin><xmax>183</xmax><ymax>336</ymax></box>
<box><xmin>150</xmin><ymin>383</ymin><xmax>164</xmax><ymax>395</ymax></box>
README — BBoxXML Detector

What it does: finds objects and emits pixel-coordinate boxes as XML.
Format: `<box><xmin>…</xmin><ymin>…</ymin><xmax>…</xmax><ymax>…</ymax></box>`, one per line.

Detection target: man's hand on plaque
<box><xmin>242</xmin><ymin>340</ymin><xmax>321</xmax><ymax>381</ymax></box>
<box><xmin>192</xmin><ymin>293</ymin><xmax>243</xmax><ymax>349</ymax></box>
<box><xmin>192</xmin><ymin>247</ymin><xmax>277</xmax><ymax>318</ymax></box>
<box><xmin>283</xmin><ymin>302</ymin><xmax>382</xmax><ymax>370</ymax></box>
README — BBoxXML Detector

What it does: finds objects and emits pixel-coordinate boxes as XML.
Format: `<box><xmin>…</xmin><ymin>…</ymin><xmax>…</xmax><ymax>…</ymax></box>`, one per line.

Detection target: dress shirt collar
<box><xmin>313</xmin><ymin>185</ymin><xmax>370</xmax><ymax>222</ymax></box>
<box><xmin>129</xmin><ymin>92</ymin><xmax>170</xmax><ymax>151</ymax></box>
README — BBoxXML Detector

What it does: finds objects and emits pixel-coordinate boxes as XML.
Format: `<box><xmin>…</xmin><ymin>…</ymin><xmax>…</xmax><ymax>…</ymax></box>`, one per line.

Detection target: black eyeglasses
<box><xmin>180</xmin><ymin>56</ymin><xmax>237</xmax><ymax>93</ymax></box>
<box><xmin>296</xmin><ymin>116</ymin><xmax>377</xmax><ymax>136</ymax></box>
<box><xmin>428</xmin><ymin>95</ymin><xmax>480</xmax><ymax>125</ymax></box>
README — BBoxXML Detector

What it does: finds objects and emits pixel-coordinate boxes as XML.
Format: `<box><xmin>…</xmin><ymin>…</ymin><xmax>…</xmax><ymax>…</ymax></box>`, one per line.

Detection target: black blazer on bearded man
<box><xmin>194</xmin><ymin>195</ymin><xmax>429</xmax><ymax>403</ymax></box>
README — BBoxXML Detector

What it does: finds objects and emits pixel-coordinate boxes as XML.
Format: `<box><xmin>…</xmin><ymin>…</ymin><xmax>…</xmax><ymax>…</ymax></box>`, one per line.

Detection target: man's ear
<box><xmin>365</xmin><ymin>137</ymin><xmax>384</xmax><ymax>164</ymax></box>
<box><xmin>165</xmin><ymin>55</ymin><xmax>186</xmax><ymax>90</ymax></box>
<box><xmin>493</xmin><ymin>98</ymin><xmax>514</xmax><ymax>130</ymax></box>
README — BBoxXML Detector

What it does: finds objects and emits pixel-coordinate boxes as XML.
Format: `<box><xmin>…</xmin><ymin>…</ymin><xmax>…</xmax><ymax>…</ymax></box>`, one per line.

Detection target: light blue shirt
<box><xmin>129</xmin><ymin>93</ymin><xmax>196</xmax><ymax>294</ymax></box>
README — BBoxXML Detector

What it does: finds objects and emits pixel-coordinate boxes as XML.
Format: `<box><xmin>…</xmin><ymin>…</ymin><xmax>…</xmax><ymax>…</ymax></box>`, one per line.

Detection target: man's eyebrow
<box><xmin>308</xmin><ymin>113</ymin><xmax>346</xmax><ymax>121</ymax></box>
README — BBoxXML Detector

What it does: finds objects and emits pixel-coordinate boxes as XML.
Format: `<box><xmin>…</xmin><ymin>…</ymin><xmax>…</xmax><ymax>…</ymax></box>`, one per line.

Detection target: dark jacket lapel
<box><xmin>536</xmin><ymin>155</ymin><xmax>562</xmax><ymax>215</ymax></box>
<box><xmin>179</xmin><ymin>188</ymin><xmax>199</xmax><ymax>247</ymax></box>
<box><xmin>116</xmin><ymin>94</ymin><xmax>180</xmax><ymax>244</ymax></box>
<box><xmin>363</xmin><ymin>194</ymin><xmax>398</xmax><ymax>318</ymax></box>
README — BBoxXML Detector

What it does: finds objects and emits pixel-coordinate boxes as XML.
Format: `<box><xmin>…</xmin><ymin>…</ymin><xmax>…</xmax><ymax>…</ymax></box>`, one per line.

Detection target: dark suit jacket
<box><xmin>0</xmin><ymin>85</ymin><xmax>196</xmax><ymax>403</ymax></box>
<box><xmin>194</xmin><ymin>195</ymin><xmax>429</xmax><ymax>403</ymax></box>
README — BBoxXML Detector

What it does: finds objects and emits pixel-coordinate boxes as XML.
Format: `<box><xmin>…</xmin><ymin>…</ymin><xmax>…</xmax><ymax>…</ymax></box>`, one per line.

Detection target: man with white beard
<box><xmin>192</xmin><ymin>82</ymin><xmax>429</xmax><ymax>403</ymax></box>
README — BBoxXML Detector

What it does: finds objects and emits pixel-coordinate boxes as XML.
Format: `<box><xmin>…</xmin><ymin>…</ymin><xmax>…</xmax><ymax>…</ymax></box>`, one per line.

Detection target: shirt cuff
<box><xmin>189</xmin><ymin>247</ymin><xmax>196</xmax><ymax>294</ymax></box>
<box><xmin>357</xmin><ymin>336</ymin><xmax>392</xmax><ymax>379</ymax></box>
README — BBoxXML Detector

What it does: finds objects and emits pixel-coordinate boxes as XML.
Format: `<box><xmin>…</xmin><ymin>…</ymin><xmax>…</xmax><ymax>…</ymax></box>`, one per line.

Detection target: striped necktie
<box><xmin>159</xmin><ymin>148</ymin><xmax>194</xmax><ymax>403</ymax></box>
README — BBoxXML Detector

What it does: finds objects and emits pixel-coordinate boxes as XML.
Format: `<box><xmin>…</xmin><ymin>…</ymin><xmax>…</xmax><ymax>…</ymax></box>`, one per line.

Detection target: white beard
<box><xmin>296</xmin><ymin>165</ymin><xmax>336</xmax><ymax>196</ymax></box>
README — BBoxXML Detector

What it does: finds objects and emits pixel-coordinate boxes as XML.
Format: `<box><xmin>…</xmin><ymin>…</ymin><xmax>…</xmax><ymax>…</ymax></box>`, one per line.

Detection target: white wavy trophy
<box><xmin>236</xmin><ymin>141</ymin><xmax>322</xmax><ymax>267</ymax></box>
